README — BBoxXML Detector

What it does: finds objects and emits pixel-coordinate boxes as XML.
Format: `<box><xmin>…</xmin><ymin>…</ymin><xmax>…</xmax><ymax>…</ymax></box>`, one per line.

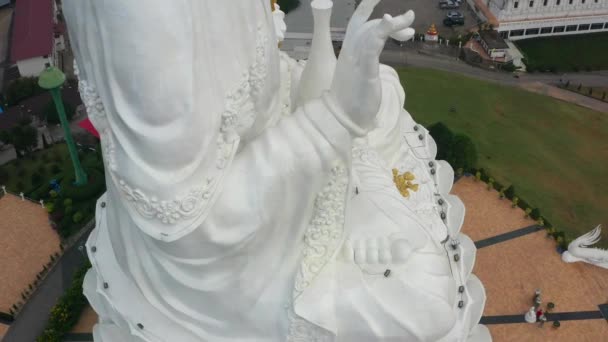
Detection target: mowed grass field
<box><xmin>515</xmin><ymin>32</ymin><xmax>608</xmax><ymax>71</ymax></box>
<box><xmin>398</xmin><ymin>67</ymin><xmax>608</xmax><ymax>245</ymax></box>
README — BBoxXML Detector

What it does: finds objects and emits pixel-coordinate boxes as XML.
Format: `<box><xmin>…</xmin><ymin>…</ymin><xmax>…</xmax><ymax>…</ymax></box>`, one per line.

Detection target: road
<box><xmin>379</xmin><ymin>47</ymin><xmax>608</xmax><ymax>113</ymax></box>
<box><xmin>2</xmin><ymin>227</ymin><xmax>92</xmax><ymax>342</ymax></box>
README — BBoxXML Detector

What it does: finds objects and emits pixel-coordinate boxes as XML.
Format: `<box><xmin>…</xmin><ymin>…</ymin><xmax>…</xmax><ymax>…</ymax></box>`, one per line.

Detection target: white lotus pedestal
<box><xmin>525</xmin><ymin>307</ymin><xmax>537</xmax><ymax>323</ymax></box>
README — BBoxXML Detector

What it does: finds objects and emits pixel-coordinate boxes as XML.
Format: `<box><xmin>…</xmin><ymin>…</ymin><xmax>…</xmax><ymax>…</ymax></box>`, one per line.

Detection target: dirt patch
<box><xmin>453</xmin><ymin>177</ymin><xmax>536</xmax><ymax>242</ymax></box>
<box><xmin>0</xmin><ymin>194</ymin><xmax>60</xmax><ymax>313</ymax></box>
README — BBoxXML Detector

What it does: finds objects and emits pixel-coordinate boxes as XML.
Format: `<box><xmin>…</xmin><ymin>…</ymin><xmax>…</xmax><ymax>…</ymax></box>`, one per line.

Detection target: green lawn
<box><xmin>398</xmin><ymin>67</ymin><xmax>608</xmax><ymax>246</ymax></box>
<box><xmin>515</xmin><ymin>32</ymin><xmax>608</xmax><ymax>72</ymax></box>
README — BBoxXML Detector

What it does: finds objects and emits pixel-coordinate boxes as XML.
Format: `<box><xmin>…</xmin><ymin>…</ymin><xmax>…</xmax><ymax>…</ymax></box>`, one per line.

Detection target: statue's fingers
<box><xmin>390</xmin><ymin>27</ymin><xmax>415</xmax><ymax>42</ymax></box>
<box><xmin>347</xmin><ymin>0</ymin><xmax>381</xmax><ymax>35</ymax></box>
<box><xmin>376</xmin><ymin>11</ymin><xmax>415</xmax><ymax>40</ymax></box>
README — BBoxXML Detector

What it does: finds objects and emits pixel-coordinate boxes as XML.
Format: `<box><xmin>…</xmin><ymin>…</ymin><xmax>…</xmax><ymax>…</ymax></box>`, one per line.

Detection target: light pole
<box><xmin>38</xmin><ymin>66</ymin><xmax>88</xmax><ymax>186</ymax></box>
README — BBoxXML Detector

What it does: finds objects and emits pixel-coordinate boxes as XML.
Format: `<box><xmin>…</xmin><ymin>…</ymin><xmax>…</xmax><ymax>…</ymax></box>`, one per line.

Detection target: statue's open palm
<box><xmin>329</xmin><ymin>0</ymin><xmax>414</xmax><ymax>135</ymax></box>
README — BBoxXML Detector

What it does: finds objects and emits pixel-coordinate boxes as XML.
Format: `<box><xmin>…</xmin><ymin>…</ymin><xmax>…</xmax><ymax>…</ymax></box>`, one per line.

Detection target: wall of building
<box><xmin>498</xmin><ymin>14</ymin><xmax>608</xmax><ymax>39</ymax></box>
<box><xmin>490</xmin><ymin>0</ymin><xmax>608</xmax><ymax>21</ymax></box>
<box><xmin>16</xmin><ymin>56</ymin><xmax>52</xmax><ymax>77</ymax></box>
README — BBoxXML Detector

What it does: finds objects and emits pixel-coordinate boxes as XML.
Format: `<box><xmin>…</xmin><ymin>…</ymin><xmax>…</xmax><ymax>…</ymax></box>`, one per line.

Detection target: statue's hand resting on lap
<box><xmin>328</xmin><ymin>0</ymin><xmax>414</xmax><ymax>136</ymax></box>
<box><xmin>341</xmin><ymin>234</ymin><xmax>413</xmax><ymax>267</ymax></box>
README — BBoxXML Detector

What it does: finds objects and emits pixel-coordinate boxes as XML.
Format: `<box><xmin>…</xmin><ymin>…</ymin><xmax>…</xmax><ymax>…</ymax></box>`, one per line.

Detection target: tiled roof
<box><xmin>10</xmin><ymin>0</ymin><xmax>54</xmax><ymax>62</ymax></box>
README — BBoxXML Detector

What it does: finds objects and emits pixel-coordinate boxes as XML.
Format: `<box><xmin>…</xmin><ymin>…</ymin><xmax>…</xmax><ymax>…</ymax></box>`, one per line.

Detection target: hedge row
<box><xmin>462</xmin><ymin>167</ymin><xmax>569</xmax><ymax>250</ymax></box>
<box><xmin>37</xmin><ymin>262</ymin><xmax>91</xmax><ymax>342</ymax></box>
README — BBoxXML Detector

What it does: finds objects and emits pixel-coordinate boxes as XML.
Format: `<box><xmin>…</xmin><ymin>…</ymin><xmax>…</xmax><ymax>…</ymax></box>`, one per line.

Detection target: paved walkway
<box><xmin>474</xmin><ymin>224</ymin><xmax>542</xmax><ymax>249</ymax></box>
<box><xmin>480</xmin><ymin>310</ymin><xmax>604</xmax><ymax>325</ymax></box>
<box><xmin>2</xmin><ymin>228</ymin><xmax>93</xmax><ymax>342</ymax></box>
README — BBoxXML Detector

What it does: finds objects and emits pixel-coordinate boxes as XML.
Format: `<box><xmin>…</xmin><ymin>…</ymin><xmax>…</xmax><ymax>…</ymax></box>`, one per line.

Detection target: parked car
<box><xmin>446</xmin><ymin>11</ymin><xmax>464</xmax><ymax>19</ymax></box>
<box><xmin>443</xmin><ymin>17</ymin><xmax>465</xmax><ymax>26</ymax></box>
<box><xmin>439</xmin><ymin>1</ymin><xmax>460</xmax><ymax>9</ymax></box>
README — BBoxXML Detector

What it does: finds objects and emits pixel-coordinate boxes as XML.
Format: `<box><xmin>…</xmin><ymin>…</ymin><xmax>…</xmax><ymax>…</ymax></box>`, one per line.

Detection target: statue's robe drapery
<box><xmin>65</xmin><ymin>1</ymin><xmax>490</xmax><ymax>341</ymax></box>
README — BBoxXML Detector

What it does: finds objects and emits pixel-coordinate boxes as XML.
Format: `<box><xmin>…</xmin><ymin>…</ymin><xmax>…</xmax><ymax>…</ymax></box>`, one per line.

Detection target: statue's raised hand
<box><xmin>327</xmin><ymin>0</ymin><xmax>414</xmax><ymax>136</ymax></box>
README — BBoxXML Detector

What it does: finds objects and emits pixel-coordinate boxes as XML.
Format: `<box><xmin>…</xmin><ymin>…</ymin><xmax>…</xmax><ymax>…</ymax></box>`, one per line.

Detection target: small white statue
<box><xmin>40</xmin><ymin>199</ymin><xmax>45</xmax><ymax>208</ymax></box>
<box><xmin>1</xmin><ymin>185</ymin><xmax>6</xmax><ymax>194</ymax></box>
<box><xmin>562</xmin><ymin>225</ymin><xmax>608</xmax><ymax>269</ymax></box>
<box><xmin>525</xmin><ymin>306</ymin><xmax>537</xmax><ymax>323</ymax></box>
<box><xmin>19</xmin><ymin>192</ymin><xmax>24</xmax><ymax>201</ymax></box>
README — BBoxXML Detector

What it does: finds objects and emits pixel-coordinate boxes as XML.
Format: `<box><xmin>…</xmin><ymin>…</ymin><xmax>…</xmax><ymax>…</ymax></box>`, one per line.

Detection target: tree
<box><xmin>277</xmin><ymin>0</ymin><xmax>301</xmax><ymax>13</ymax></box>
<box><xmin>451</xmin><ymin>134</ymin><xmax>477</xmax><ymax>171</ymax></box>
<box><xmin>1</xmin><ymin>120</ymin><xmax>39</xmax><ymax>157</ymax></box>
<box><xmin>43</xmin><ymin>99</ymin><xmax>75</xmax><ymax>124</ymax></box>
<box><xmin>428</xmin><ymin>122</ymin><xmax>454</xmax><ymax>161</ymax></box>
<box><xmin>5</xmin><ymin>77</ymin><xmax>43</xmax><ymax>106</ymax></box>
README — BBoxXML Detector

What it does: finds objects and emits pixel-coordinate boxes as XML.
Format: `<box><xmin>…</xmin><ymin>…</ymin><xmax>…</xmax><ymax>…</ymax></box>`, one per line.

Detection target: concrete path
<box><xmin>2</xmin><ymin>228</ymin><xmax>92</xmax><ymax>342</ymax></box>
<box><xmin>519</xmin><ymin>82</ymin><xmax>608</xmax><ymax>113</ymax></box>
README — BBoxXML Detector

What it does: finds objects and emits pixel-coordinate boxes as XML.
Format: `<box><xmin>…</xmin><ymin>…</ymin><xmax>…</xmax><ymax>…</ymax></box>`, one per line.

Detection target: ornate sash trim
<box><xmin>287</xmin><ymin>162</ymin><xmax>348</xmax><ymax>341</ymax></box>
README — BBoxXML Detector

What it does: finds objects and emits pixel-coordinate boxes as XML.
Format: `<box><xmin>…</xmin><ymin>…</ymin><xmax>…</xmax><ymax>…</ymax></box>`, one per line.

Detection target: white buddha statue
<box><xmin>64</xmin><ymin>0</ymin><xmax>491</xmax><ymax>341</ymax></box>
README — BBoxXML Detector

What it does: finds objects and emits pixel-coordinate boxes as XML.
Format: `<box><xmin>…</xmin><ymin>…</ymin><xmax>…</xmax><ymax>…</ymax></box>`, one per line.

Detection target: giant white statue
<box><xmin>64</xmin><ymin>0</ymin><xmax>491</xmax><ymax>341</ymax></box>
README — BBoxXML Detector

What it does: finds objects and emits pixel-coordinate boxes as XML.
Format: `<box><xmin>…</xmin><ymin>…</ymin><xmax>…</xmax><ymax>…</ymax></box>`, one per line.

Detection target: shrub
<box><xmin>43</xmin><ymin>100</ymin><xmax>75</xmax><ymax>125</ymax></box>
<box><xmin>504</xmin><ymin>185</ymin><xmax>515</xmax><ymax>200</ymax></box>
<box><xmin>456</xmin><ymin>168</ymin><xmax>463</xmax><ymax>176</ymax></box>
<box><xmin>487</xmin><ymin>177</ymin><xmax>494</xmax><ymax>190</ymax></box>
<box><xmin>63</xmin><ymin>198</ymin><xmax>73</xmax><ymax>207</ymax></box>
<box><xmin>530</xmin><ymin>208</ymin><xmax>541</xmax><ymax>220</ymax></box>
<box><xmin>50</xmin><ymin>164</ymin><xmax>61</xmax><ymax>174</ymax></box>
<box><xmin>525</xmin><ymin>207</ymin><xmax>532</xmax><ymax>218</ymax></box>
<box><xmin>0</xmin><ymin>168</ymin><xmax>8</xmax><ymax>184</ymax></box>
<box><xmin>512</xmin><ymin>197</ymin><xmax>519</xmax><ymax>208</ymax></box>
<box><xmin>31</xmin><ymin>172</ymin><xmax>43</xmax><ymax>186</ymax></box>
<box><xmin>64</xmin><ymin>206</ymin><xmax>73</xmax><ymax>215</ymax></box>
<box><xmin>475</xmin><ymin>171</ymin><xmax>481</xmax><ymax>182</ymax></box>
<box><xmin>37</xmin><ymin>262</ymin><xmax>91</xmax><ymax>342</ymax></box>
<box><xmin>60</xmin><ymin>168</ymin><xmax>105</xmax><ymax>201</ymax></box>
<box><xmin>46</xmin><ymin>203</ymin><xmax>55</xmax><ymax>213</ymax></box>
<box><xmin>538</xmin><ymin>217</ymin><xmax>545</xmax><ymax>226</ymax></box>
<box><xmin>72</xmin><ymin>211</ymin><xmax>83</xmax><ymax>224</ymax></box>
<box><xmin>428</xmin><ymin>122</ymin><xmax>454</xmax><ymax>161</ymax></box>
<box><xmin>0</xmin><ymin>311</ymin><xmax>14</xmax><ymax>323</ymax></box>
<box><xmin>451</xmin><ymin>134</ymin><xmax>477</xmax><ymax>171</ymax></box>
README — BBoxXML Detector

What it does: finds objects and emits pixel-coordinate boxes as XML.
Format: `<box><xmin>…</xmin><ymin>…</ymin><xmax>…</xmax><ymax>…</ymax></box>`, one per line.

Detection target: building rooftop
<box><xmin>10</xmin><ymin>0</ymin><xmax>54</xmax><ymax>62</ymax></box>
<box><xmin>479</xmin><ymin>30</ymin><xmax>509</xmax><ymax>49</ymax></box>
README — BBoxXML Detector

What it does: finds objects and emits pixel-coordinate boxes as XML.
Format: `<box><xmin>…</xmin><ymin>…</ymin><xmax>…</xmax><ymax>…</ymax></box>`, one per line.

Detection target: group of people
<box><xmin>533</xmin><ymin>289</ymin><xmax>548</xmax><ymax>327</ymax></box>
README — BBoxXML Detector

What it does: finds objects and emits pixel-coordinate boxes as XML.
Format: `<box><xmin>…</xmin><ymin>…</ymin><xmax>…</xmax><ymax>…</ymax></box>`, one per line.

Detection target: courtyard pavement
<box><xmin>453</xmin><ymin>176</ymin><xmax>608</xmax><ymax>341</ymax></box>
